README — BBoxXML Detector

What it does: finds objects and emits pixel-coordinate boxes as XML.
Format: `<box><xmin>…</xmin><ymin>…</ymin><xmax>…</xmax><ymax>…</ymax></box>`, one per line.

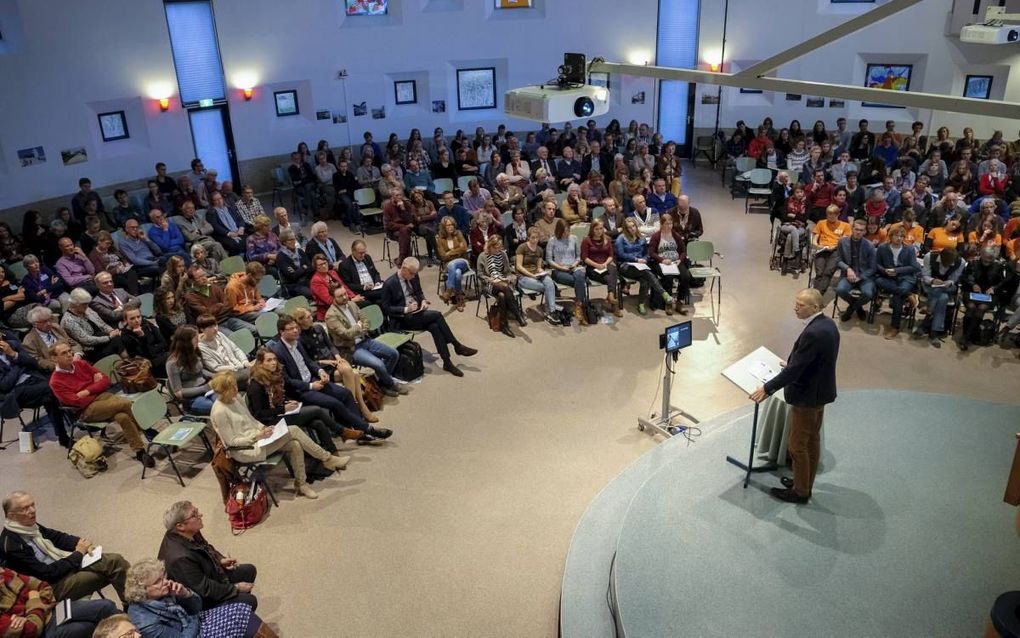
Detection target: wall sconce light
<box><xmin>159</xmin><ymin>98</ymin><xmax>170</xmax><ymax>112</ymax></box>
<box><xmin>704</xmin><ymin>48</ymin><xmax>723</xmax><ymax>73</ymax></box>
<box><xmin>243</xmin><ymin>88</ymin><xmax>254</xmax><ymax>101</ymax></box>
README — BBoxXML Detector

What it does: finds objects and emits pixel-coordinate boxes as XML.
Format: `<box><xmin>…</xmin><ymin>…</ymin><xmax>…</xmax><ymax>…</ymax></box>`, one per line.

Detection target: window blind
<box><xmin>164</xmin><ymin>1</ymin><xmax>226</xmax><ymax>105</ymax></box>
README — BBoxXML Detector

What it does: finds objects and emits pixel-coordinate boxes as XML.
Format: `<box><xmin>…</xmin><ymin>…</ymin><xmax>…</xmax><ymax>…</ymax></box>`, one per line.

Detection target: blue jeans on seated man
<box><xmin>518</xmin><ymin>275</ymin><xmax>557</xmax><ymax>313</ymax></box>
<box><xmin>551</xmin><ymin>266</ymin><xmax>588</xmax><ymax>304</ymax></box>
<box><xmin>352</xmin><ymin>339</ymin><xmax>399</xmax><ymax>388</ymax></box>
<box><xmin>922</xmin><ymin>282</ymin><xmax>957</xmax><ymax>334</ymax></box>
<box><xmin>835</xmin><ymin>276</ymin><xmax>875</xmax><ymax>311</ymax></box>
<box><xmin>218</xmin><ymin>317</ymin><xmax>257</xmax><ymax>335</ymax></box>
<box><xmin>297</xmin><ymin>382</ymin><xmax>370</xmax><ymax>432</ymax></box>
<box><xmin>875</xmin><ymin>277</ymin><xmax>916</xmax><ymax>329</ymax></box>
<box><xmin>445</xmin><ymin>258</ymin><xmax>470</xmax><ymax>292</ymax></box>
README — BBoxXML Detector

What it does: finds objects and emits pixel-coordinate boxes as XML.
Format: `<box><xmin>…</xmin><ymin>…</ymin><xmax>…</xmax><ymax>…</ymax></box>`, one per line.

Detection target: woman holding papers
<box><xmin>209</xmin><ymin>371</ymin><xmax>349</xmax><ymax>500</ymax></box>
<box><xmin>649</xmin><ymin>213</ymin><xmax>692</xmax><ymax>316</ymax></box>
<box><xmin>615</xmin><ymin>216</ymin><xmax>674</xmax><ymax>316</ymax></box>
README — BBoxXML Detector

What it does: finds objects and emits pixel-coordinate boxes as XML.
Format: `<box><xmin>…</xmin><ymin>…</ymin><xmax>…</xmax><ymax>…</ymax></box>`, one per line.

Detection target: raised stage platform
<box><xmin>560</xmin><ymin>390</ymin><xmax>1020</xmax><ymax>638</ymax></box>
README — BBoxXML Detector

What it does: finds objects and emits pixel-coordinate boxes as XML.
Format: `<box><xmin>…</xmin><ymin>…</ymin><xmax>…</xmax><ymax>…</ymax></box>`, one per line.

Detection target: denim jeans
<box><xmin>923</xmin><ymin>282</ymin><xmax>957</xmax><ymax>333</ymax></box>
<box><xmin>187</xmin><ymin>394</ymin><xmax>216</xmax><ymax>416</ymax></box>
<box><xmin>551</xmin><ymin>266</ymin><xmax>587</xmax><ymax>303</ymax></box>
<box><xmin>519</xmin><ymin>275</ymin><xmax>557</xmax><ymax>313</ymax></box>
<box><xmin>352</xmin><ymin>338</ymin><xmax>399</xmax><ymax>387</ymax></box>
<box><xmin>875</xmin><ymin>277</ymin><xmax>916</xmax><ymax>329</ymax></box>
<box><xmin>835</xmin><ymin>277</ymin><xmax>875</xmax><ymax>310</ymax></box>
<box><xmin>221</xmin><ymin>317</ymin><xmax>257</xmax><ymax>334</ymax></box>
<box><xmin>445</xmin><ymin>258</ymin><xmax>470</xmax><ymax>292</ymax></box>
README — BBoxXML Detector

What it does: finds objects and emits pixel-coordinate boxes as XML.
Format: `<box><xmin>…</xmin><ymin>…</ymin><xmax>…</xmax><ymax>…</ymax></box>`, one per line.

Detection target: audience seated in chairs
<box><xmin>305</xmin><ymin>221</ymin><xmax>345</xmax><ymax>272</ymax></box>
<box><xmin>615</xmin><ymin>216</ymin><xmax>674</xmax><ymax>316</ymax></box>
<box><xmin>166</xmin><ymin>325</ymin><xmax>215</xmax><ymax>417</ymax></box>
<box><xmin>119</xmin><ymin>220</ymin><xmax>167</xmax><ymax>279</ymax></box>
<box><xmin>245</xmin><ymin>215</ymin><xmax>281</xmax><ymax>279</ymax></box>
<box><xmin>913</xmin><ymin>247</ymin><xmax>966</xmax><ymax>348</ymax></box>
<box><xmin>88</xmin><ymin>231</ymin><xmax>140</xmax><ymax>296</ymax></box>
<box><xmin>196</xmin><ymin>314</ymin><xmax>251</xmax><ymax>388</ymax></box>
<box><xmin>515</xmin><ymin>226</ymin><xmax>561</xmax><ymax>324</ymax></box>
<box><xmin>874</xmin><ymin>225</ymin><xmax>921</xmax><ymax>339</ymax></box>
<box><xmin>60</xmin><ymin>288</ymin><xmax>125</xmax><ymax>362</ymax></box>
<box><xmin>153</xmin><ymin>286</ymin><xmax>189</xmax><ymax>343</ymax></box>
<box><xmin>309</xmin><ymin>254</ymin><xmax>361</xmax><ymax>321</ymax></box>
<box><xmin>159</xmin><ymin>255</ymin><xmax>190</xmax><ymax>300</ymax></box>
<box><xmin>53</xmin><ymin>237</ymin><xmax>97</xmax><ymax>296</ymax></box>
<box><xmin>381</xmin><ymin>257</ymin><xmax>477</xmax><ymax>377</ymax></box>
<box><xmin>1</xmin><ymin>490</ymin><xmax>131</xmax><ymax>604</ymax></box>
<box><xmin>0</xmin><ymin>336</ymin><xmax>66</xmax><ymax>447</ymax></box>
<box><xmin>383</xmin><ymin>190</ymin><xmax>416</xmax><ymax>268</ymax></box>
<box><xmin>276</xmin><ymin>228</ymin><xmax>313</xmax><ymax>300</ymax></box>
<box><xmin>435</xmin><ymin>216</ymin><xmax>471</xmax><ymax>311</ymax></box>
<box><xmin>340</xmin><ymin>239</ymin><xmax>385</xmax><ymax>307</ymax></box>
<box><xmin>322</xmin><ymin>289</ymin><xmax>408</xmax><ymax>397</ymax></box>
<box><xmin>208</xmin><ymin>371</ymin><xmax>349</xmax><ymax>501</ymax></box>
<box><xmin>835</xmin><ymin>218</ymin><xmax>878</xmax><ymax>323</ymax></box>
<box><xmin>812</xmin><ymin>205</ymin><xmax>852</xmax><ymax>296</ymax></box>
<box><xmin>23</xmin><ymin>306</ymin><xmax>82</xmax><ymax>373</ymax></box>
<box><xmin>959</xmin><ymin>246</ymin><xmax>1005</xmax><ymax>351</ymax></box>
<box><xmin>157</xmin><ymin>500</ymin><xmax>261</xmax><ymax>612</ymax></box>
<box><xmin>649</xmin><ymin>213</ymin><xmax>692</xmax><ymax>316</ymax></box>
<box><xmin>124</xmin><ymin>558</ymin><xmax>270</xmax><ymax>638</ymax></box>
<box><xmin>248</xmin><ymin>347</ymin><xmax>361</xmax><ymax>453</ymax></box>
<box><xmin>176</xmin><ymin>200</ymin><xmax>227</xmax><ymax>263</ymax></box>
<box><xmin>90</xmin><ymin>271</ymin><xmax>140</xmax><ymax>327</ymax></box>
<box><xmin>21</xmin><ymin>254</ymin><xmax>68</xmax><ymax>318</ymax></box>
<box><xmin>224</xmin><ymin>262</ymin><xmax>267</xmax><ymax>325</ymax></box>
<box><xmin>207</xmin><ymin>191</ymin><xmax>246</xmax><ymax>256</ymax></box>
<box><xmin>147</xmin><ymin>210</ymin><xmax>191</xmax><ymax>266</ymax></box>
<box><xmin>477</xmin><ymin>235</ymin><xmax>526</xmax><ymax>338</ymax></box>
<box><xmin>121</xmin><ymin>306</ymin><xmax>168</xmax><ymax>378</ymax></box>
<box><xmin>0</xmin><ymin>564</ymin><xmax>117</xmax><ymax>638</ymax></box>
<box><xmin>582</xmin><ymin>219</ymin><xmax>622</xmax><ymax>318</ymax></box>
<box><xmin>547</xmin><ymin>219</ymin><xmax>591</xmax><ymax>325</ymax></box>
<box><xmin>269</xmin><ymin>314</ymin><xmax>391</xmax><ymax>443</ymax></box>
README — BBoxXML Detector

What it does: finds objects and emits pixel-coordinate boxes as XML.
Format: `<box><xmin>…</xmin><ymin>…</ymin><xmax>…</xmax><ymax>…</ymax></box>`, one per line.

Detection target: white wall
<box><xmin>694</xmin><ymin>0</ymin><xmax>1020</xmax><ymax>138</ymax></box>
<box><xmin>0</xmin><ymin>0</ymin><xmax>658</xmax><ymax>212</ymax></box>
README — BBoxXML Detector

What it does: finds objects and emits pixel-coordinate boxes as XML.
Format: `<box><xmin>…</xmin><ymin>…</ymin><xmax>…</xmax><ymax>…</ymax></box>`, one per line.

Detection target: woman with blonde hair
<box><xmin>292</xmin><ymin>306</ymin><xmax>381</xmax><ymax>421</ymax></box>
<box><xmin>124</xmin><ymin>558</ymin><xmax>264</xmax><ymax>637</ymax></box>
<box><xmin>209</xmin><ymin>371</ymin><xmax>349</xmax><ymax>500</ymax></box>
<box><xmin>436</xmin><ymin>216</ymin><xmax>470</xmax><ymax>311</ymax></box>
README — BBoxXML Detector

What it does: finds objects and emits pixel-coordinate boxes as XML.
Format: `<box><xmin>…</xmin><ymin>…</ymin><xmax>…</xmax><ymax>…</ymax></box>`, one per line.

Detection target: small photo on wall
<box><xmin>964</xmin><ymin>75</ymin><xmax>993</xmax><ymax>100</ymax></box>
<box><xmin>828</xmin><ymin>99</ymin><xmax>846</xmax><ymax>108</ymax></box>
<box><xmin>316</xmin><ymin>110</ymin><xmax>331</xmax><ymax>121</ymax></box>
<box><xmin>701</xmin><ymin>93</ymin><xmax>719</xmax><ymax>105</ymax></box>
<box><xmin>785</xmin><ymin>93</ymin><xmax>802</xmax><ymax>101</ymax></box>
<box><xmin>805</xmin><ymin>97</ymin><xmax>824</xmax><ymax>108</ymax></box>
<box><xmin>60</xmin><ymin>147</ymin><xmax>88</xmax><ymax>166</ymax></box>
<box><xmin>332</xmin><ymin>112</ymin><xmax>348</xmax><ymax>124</ymax></box>
<box><xmin>432</xmin><ymin>100</ymin><xmax>446</xmax><ymax>113</ymax></box>
<box><xmin>371</xmin><ymin>106</ymin><xmax>386</xmax><ymax>120</ymax></box>
<box><xmin>274</xmin><ymin>90</ymin><xmax>299</xmax><ymax>117</ymax></box>
<box><xmin>631</xmin><ymin>91</ymin><xmax>645</xmax><ymax>105</ymax></box>
<box><xmin>353</xmin><ymin>101</ymin><xmax>367</xmax><ymax>117</ymax></box>
<box><xmin>17</xmin><ymin>146</ymin><xmax>46</xmax><ymax>167</ymax></box>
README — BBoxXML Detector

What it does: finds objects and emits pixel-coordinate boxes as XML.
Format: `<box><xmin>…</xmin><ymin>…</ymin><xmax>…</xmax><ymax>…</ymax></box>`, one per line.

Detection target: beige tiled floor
<box><xmin>1</xmin><ymin>167</ymin><xmax>1015</xmax><ymax>637</ymax></box>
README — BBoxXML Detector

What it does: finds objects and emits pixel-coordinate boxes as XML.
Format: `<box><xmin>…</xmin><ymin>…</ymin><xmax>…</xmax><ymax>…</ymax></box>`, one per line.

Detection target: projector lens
<box><xmin>574</xmin><ymin>97</ymin><xmax>595</xmax><ymax>118</ymax></box>
<box><xmin>1009</xmin><ymin>29</ymin><xmax>1019</xmax><ymax>42</ymax></box>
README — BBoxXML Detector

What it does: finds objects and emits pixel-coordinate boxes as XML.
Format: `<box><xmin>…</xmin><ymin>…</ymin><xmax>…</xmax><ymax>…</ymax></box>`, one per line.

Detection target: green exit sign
<box><xmin>199</xmin><ymin>99</ymin><xmax>213</xmax><ymax>107</ymax></box>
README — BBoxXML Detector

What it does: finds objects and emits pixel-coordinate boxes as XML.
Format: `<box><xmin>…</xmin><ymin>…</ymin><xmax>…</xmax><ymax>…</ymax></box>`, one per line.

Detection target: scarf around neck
<box><xmin>3</xmin><ymin>520</ymin><xmax>72</xmax><ymax>561</ymax></box>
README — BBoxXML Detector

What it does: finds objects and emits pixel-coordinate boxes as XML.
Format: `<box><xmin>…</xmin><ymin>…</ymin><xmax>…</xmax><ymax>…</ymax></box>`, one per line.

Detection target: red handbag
<box><xmin>225</xmin><ymin>481</ymin><xmax>269</xmax><ymax>534</ymax></box>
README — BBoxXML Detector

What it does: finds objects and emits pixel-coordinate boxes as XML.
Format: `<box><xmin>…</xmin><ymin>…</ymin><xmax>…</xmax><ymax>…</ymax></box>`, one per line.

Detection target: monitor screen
<box><xmin>346</xmin><ymin>0</ymin><xmax>388</xmax><ymax>15</ymax></box>
<box><xmin>663</xmin><ymin>321</ymin><xmax>692</xmax><ymax>353</ymax></box>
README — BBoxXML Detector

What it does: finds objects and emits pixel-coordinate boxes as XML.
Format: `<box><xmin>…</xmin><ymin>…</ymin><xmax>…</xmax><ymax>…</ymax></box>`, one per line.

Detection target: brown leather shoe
<box><xmin>884</xmin><ymin>328</ymin><xmax>899</xmax><ymax>340</ymax></box>
<box><xmin>574</xmin><ymin>303</ymin><xmax>588</xmax><ymax>325</ymax></box>
<box><xmin>340</xmin><ymin>427</ymin><xmax>362</xmax><ymax>441</ymax></box>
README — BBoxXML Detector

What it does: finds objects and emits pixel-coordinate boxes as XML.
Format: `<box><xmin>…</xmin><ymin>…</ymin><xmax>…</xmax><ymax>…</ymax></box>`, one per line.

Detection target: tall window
<box><xmin>164</xmin><ymin>0</ymin><xmax>226</xmax><ymax>106</ymax></box>
<box><xmin>656</xmin><ymin>0</ymin><xmax>700</xmax><ymax>145</ymax></box>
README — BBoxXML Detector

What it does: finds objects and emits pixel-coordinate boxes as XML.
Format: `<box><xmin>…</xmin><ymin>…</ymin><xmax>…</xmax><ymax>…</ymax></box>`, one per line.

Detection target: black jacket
<box><xmin>158</xmin><ymin>530</ymin><xmax>245</xmax><ymax>610</ymax></box>
<box><xmin>0</xmin><ymin>524</ymin><xmax>85</xmax><ymax>584</ymax></box>
<box><xmin>764</xmin><ymin>315</ymin><xmax>840</xmax><ymax>407</ymax></box>
<box><xmin>305</xmin><ymin>238</ymin><xmax>345</xmax><ymax>270</ymax></box>
<box><xmin>268</xmin><ymin>339</ymin><xmax>322</xmax><ymax>396</ymax></box>
<box><xmin>245</xmin><ymin>378</ymin><xmax>284</xmax><ymax>426</ymax></box>
<box><xmin>276</xmin><ymin>248</ymin><xmax>313</xmax><ymax>286</ymax></box>
<box><xmin>381</xmin><ymin>273</ymin><xmax>425</xmax><ymax>320</ymax></box>
<box><xmin>121</xmin><ymin>320</ymin><xmax>169</xmax><ymax>375</ymax></box>
<box><xmin>339</xmin><ymin>255</ymin><xmax>381</xmax><ymax>295</ymax></box>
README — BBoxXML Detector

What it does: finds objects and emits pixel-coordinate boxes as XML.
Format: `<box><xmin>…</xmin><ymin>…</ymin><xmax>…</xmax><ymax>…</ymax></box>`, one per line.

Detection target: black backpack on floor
<box><xmin>394</xmin><ymin>341</ymin><xmax>424</xmax><ymax>381</ymax></box>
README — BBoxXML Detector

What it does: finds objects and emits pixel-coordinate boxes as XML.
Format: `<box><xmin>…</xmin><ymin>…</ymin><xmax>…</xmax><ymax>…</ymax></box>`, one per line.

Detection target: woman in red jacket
<box><xmin>309</xmin><ymin>254</ymin><xmax>362</xmax><ymax>321</ymax></box>
<box><xmin>649</xmin><ymin>213</ymin><xmax>692</xmax><ymax>316</ymax></box>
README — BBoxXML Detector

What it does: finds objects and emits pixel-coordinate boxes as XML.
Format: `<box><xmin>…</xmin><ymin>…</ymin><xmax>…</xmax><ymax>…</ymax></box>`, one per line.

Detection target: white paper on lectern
<box><xmin>721</xmin><ymin>346</ymin><xmax>784</xmax><ymax>395</ymax></box>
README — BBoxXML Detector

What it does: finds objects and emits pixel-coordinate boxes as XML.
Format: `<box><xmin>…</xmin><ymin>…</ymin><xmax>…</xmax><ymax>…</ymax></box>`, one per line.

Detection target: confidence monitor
<box><xmin>661</xmin><ymin>321</ymin><xmax>692</xmax><ymax>353</ymax></box>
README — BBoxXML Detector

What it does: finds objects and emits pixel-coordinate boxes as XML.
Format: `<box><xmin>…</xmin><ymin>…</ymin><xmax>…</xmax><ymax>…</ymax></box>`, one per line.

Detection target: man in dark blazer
<box><xmin>751</xmin><ymin>289</ymin><xmax>840</xmax><ymax>503</ymax></box>
<box><xmin>554</xmin><ymin>146</ymin><xmax>583</xmax><ymax>190</ymax></box>
<box><xmin>874</xmin><ymin>226</ymin><xmax>921</xmax><ymax>339</ymax></box>
<box><xmin>581</xmin><ymin>141</ymin><xmax>613</xmax><ymax>183</ymax></box>
<box><xmin>381</xmin><ymin>257</ymin><xmax>477</xmax><ymax>377</ymax></box>
<box><xmin>205</xmin><ymin>191</ymin><xmax>246</xmax><ymax>255</ymax></box>
<box><xmin>0</xmin><ymin>338</ymin><xmax>66</xmax><ymax>446</ymax></box>
<box><xmin>340</xmin><ymin>239</ymin><xmax>384</xmax><ymax>306</ymax></box>
<box><xmin>269</xmin><ymin>314</ymin><xmax>391</xmax><ymax>444</ymax></box>
<box><xmin>835</xmin><ymin>218</ymin><xmax>878</xmax><ymax>322</ymax></box>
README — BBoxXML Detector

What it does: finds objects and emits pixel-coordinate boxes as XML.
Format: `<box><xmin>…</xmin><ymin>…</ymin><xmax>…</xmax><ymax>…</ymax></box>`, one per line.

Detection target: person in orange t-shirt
<box><xmin>812</xmin><ymin>205</ymin><xmax>852</xmax><ymax>294</ymax></box>
<box><xmin>926</xmin><ymin>214</ymin><xmax>965</xmax><ymax>253</ymax></box>
<box><xmin>888</xmin><ymin>211</ymin><xmax>924</xmax><ymax>247</ymax></box>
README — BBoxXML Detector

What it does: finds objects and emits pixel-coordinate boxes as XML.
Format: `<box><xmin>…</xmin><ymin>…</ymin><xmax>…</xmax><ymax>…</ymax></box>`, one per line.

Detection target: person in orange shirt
<box><xmin>925</xmin><ymin>214</ymin><xmax>965</xmax><ymax>253</ymax></box>
<box><xmin>863</xmin><ymin>217</ymin><xmax>887</xmax><ymax>246</ymax></box>
<box><xmin>969</xmin><ymin>217</ymin><xmax>1003</xmax><ymax>252</ymax></box>
<box><xmin>812</xmin><ymin>205</ymin><xmax>852</xmax><ymax>294</ymax></box>
<box><xmin>887</xmin><ymin>210</ymin><xmax>924</xmax><ymax>247</ymax></box>
<box><xmin>224</xmin><ymin>261</ymin><xmax>266</xmax><ymax>323</ymax></box>
<box><xmin>1007</xmin><ymin>236</ymin><xmax>1020</xmax><ymax>262</ymax></box>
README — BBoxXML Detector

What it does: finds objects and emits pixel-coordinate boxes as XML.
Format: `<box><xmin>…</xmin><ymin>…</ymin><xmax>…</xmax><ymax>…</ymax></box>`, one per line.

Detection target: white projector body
<box><xmin>960</xmin><ymin>23</ymin><xmax>1020</xmax><ymax>44</ymax></box>
<box><xmin>504</xmin><ymin>84</ymin><xmax>610</xmax><ymax>123</ymax></box>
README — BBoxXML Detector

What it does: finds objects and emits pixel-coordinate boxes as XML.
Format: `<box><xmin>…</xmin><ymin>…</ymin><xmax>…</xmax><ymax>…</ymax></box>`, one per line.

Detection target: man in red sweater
<box><xmin>47</xmin><ymin>342</ymin><xmax>154</xmax><ymax>467</ymax></box>
<box><xmin>805</xmin><ymin>168</ymin><xmax>835</xmax><ymax>223</ymax></box>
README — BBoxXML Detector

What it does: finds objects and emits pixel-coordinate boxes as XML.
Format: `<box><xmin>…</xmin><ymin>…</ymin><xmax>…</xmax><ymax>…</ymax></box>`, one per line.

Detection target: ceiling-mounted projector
<box><xmin>504</xmin><ymin>84</ymin><xmax>610</xmax><ymax>123</ymax></box>
<box><xmin>960</xmin><ymin>23</ymin><xmax>1020</xmax><ymax>44</ymax></box>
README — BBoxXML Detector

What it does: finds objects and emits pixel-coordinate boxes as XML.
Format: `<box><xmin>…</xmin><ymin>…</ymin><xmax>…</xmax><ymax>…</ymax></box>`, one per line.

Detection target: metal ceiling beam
<box><xmin>735</xmin><ymin>0</ymin><xmax>923</xmax><ymax>79</ymax></box>
<box><xmin>589</xmin><ymin>61</ymin><xmax>1020</xmax><ymax>119</ymax></box>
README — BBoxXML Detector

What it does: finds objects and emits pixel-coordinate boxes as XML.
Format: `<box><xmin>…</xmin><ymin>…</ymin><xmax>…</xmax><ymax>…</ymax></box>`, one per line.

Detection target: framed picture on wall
<box><xmin>589</xmin><ymin>72</ymin><xmax>609</xmax><ymax>89</ymax></box>
<box><xmin>495</xmin><ymin>0</ymin><xmax>533</xmax><ymax>8</ymax></box>
<box><xmin>862</xmin><ymin>63</ymin><xmax>911</xmax><ymax>107</ymax></box>
<box><xmin>274</xmin><ymin>90</ymin><xmax>299</xmax><ymax>117</ymax></box>
<box><xmin>394</xmin><ymin>80</ymin><xmax>417</xmax><ymax>105</ymax></box>
<box><xmin>457</xmin><ymin>67</ymin><xmax>496</xmax><ymax>111</ymax></box>
<box><xmin>98</xmin><ymin>111</ymin><xmax>129</xmax><ymax>142</ymax></box>
<box><xmin>964</xmin><ymin>75</ymin><xmax>993</xmax><ymax>100</ymax></box>
<box><xmin>739</xmin><ymin>88</ymin><xmax>763</xmax><ymax>94</ymax></box>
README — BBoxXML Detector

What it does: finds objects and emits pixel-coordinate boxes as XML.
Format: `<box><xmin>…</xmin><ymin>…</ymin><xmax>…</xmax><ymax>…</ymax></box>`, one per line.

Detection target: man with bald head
<box><xmin>751</xmin><ymin>289</ymin><xmax>840</xmax><ymax>504</ymax></box>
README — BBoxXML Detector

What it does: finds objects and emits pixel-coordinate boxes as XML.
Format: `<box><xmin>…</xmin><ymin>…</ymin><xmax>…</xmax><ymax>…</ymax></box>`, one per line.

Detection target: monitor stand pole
<box><xmin>638</xmin><ymin>351</ymin><xmax>699</xmax><ymax>438</ymax></box>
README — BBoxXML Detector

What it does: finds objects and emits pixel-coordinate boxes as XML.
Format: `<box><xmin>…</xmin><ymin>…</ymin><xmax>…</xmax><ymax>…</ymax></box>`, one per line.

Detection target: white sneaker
<box><xmin>296</xmin><ymin>483</ymin><xmax>319</xmax><ymax>499</ymax></box>
<box><xmin>323</xmin><ymin>455</ymin><xmax>350</xmax><ymax>471</ymax></box>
